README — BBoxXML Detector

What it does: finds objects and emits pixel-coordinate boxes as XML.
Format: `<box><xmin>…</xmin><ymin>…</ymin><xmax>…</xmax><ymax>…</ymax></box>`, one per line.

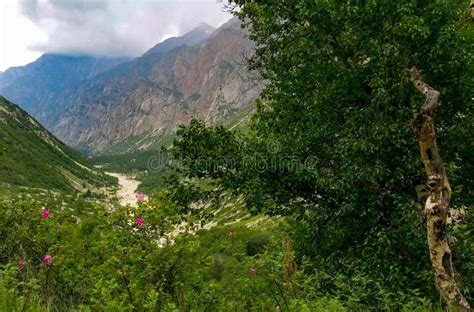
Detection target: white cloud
<box><xmin>0</xmin><ymin>1</ymin><xmax>46</xmax><ymax>71</ymax></box>
<box><xmin>18</xmin><ymin>0</ymin><xmax>232</xmax><ymax>57</ymax></box>
<box><xmin>0</xmin><ymin>0</ymin><xmax>232</xmax><ymax>71</ymax></box>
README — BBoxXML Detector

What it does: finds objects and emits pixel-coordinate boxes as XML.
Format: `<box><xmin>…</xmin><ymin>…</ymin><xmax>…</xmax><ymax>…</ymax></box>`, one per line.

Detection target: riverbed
<box><xmin>106</xmin><ymin>172</ymin><xmax>141</xmax><ymax>207</ymax></box>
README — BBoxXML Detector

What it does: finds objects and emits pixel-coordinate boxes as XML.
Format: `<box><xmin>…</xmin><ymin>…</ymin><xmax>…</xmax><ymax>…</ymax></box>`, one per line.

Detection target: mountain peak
<box><xmin>143</xmin><ymin>22</ymin><xmax>216</xmax><ymax>57</ymax></box>
<box><xmin>195</xmin><ymin>22</ymin><xmax>215</xmax><ymax>33</ymax></box>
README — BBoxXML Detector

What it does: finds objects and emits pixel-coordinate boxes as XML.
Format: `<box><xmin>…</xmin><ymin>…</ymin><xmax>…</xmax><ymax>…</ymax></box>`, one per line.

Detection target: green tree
<box><xmin>233</xmin><ymin>1</ymin><xmax>473</xmax><ymax>309</ymax></box>
<box><xmin>171</xmin><ymin>1</ymin><xmax>473</xmax><ymax>309</ymax></box>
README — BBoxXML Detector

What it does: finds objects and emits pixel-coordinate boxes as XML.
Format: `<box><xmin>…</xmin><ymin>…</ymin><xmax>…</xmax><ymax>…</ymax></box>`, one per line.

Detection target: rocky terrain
<box><xmin>43</xmin><ymin>18</ymin><xmax>262</xmax><ymax>154</ymax></box>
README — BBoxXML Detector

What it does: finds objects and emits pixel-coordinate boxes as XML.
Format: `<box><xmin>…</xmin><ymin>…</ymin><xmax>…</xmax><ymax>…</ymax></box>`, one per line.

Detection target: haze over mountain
<box><xmin>144</xmin><ymin>22</ymin><xmax>216</xmax><ymax>57</ymax></box>
<box><xmin>0</xmin><ymin>96</ymin><xmax>113</xmax><ymax>191</ymax></box>
<box><xmin>0</xmin><ymin>54</ymin><xmax>128</xmax><ymax>114</ymax></box>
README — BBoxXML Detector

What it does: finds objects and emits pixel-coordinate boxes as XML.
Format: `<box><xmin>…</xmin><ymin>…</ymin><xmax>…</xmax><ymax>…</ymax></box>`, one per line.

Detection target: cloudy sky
<box><xmin>0</xmin><ymin>0</ymin><xmax>232</xmax><ymax>71</ymax></box>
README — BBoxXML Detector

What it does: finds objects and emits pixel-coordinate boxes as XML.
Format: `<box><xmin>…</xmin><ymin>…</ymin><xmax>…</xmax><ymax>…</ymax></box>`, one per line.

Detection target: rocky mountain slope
<box><xmin>43</xmin><ymin>18</ymin><xmax>262</xmax><ymax>154</ymax></box>
<box><xmin>0</xmin><ymin>96</ymin><xmax>114</xmax><ymax>191</ymax></box>
<box><xmin>144</xmin><ymin>22</ymin><xmax>216</xmax><ymax>56</ymax></box>
<box><xmin>0</xmin><ymin>54</ymin><xmax>128</xmax><ymax>115</ymax></box>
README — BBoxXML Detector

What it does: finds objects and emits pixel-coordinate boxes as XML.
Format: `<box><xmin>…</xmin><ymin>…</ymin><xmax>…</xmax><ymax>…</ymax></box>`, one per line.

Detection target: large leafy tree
<box><xmin>171</xmin><ymin>1</ymin><xmax>473</xmax><ymax>309</ymax></box>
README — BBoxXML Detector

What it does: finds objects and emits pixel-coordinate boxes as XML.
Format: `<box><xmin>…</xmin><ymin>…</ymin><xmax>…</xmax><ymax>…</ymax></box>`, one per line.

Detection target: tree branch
<box><xmin>411</xmin><ymin>66</ymin><xmax>471</xmax><ymax>311</ymax></box>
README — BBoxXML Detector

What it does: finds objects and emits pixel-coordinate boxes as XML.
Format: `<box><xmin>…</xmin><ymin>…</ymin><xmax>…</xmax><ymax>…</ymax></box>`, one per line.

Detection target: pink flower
<box><xmin>135</xmin><ymin>216</ymin><xmax>143</xmax><ymax>228</ymax></box>
<box><xmin>42</xmin><ymin>254</ymin><xmax>52</xmax><ymax>266</ymax></box>
<box><xmin>135</xmin><ymin>192</ymin><xmax>145</xmax><ymax>202</ymax></box>
<box><xmin>18</xmin><ymin>257</ymin><xmax>26</xmax><ymax>270</ymax></box>
<box><xmin>249</xmin><ymin>268</ymin><xmax>257</xmax><ymax>275</ymax></box>
<box><xmin>42</xmin><ymin>208</ymin><xmax>49</xmax><ymax>219</ymax></box>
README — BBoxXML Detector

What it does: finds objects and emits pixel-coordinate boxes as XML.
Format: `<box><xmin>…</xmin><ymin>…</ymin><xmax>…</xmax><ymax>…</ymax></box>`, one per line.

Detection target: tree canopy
<box><xmin>170</xmin><ymin>1</ymin><xmax>474</xmax><ymax>308</ymax></box>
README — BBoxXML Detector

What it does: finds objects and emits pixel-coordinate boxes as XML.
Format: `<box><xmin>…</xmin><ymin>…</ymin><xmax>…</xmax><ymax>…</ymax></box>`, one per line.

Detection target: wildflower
<box><xmin>18</xmin><ymin>257</ymin><xmax>26</xmax><ymax>270</ymax></box>
<box><xmin>136</xmin><ymin>192</ymin><xmax>145</xmax><ymax>202</ymax></box>
<box><xmin>42</xmin><ymin>254</ymin><xmax>52</xmax><ymax>266</ymax></box>
<box><xmin>135</xmin><ymin>216</ymin><xmax>143</xmax><ymax>228</ymax></box>
<box><xmin>42</xmin><ymin>208</ymin><xmax>49</xmax><ymax>219</ymax></box>
<box><xmin>249</xmin><ymin>267</ymin><xmax>257</xmax><ymax>275</ymax></box>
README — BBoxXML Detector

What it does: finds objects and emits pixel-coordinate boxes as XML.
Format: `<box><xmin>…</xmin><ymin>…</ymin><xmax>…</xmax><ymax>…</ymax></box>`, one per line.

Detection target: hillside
<box><xmin>0</xmin><ymin>96</ymin><xmax>115</xmax><ymax>191</ymax></box>
<box><xmin>0</xmin><ymin>54</ymin><xmax>128</xmax><ymax>115</ymax></box>
<box><xmin>42</xmin><ymin>18</ymin><xmax>261</xmax><ymax>154</ymax></box>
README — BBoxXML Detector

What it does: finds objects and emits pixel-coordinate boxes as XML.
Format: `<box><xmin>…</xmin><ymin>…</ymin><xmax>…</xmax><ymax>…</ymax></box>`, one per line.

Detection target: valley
<box><xmin>0</xmin><ymin>2</ymin><xmax>472</xmax><ymax>311</ymax></box>
<box><xmin>0</xmin><ymin>18</ymin><xmax>261</xmax><ymax>155</ymax></box>
<box><xmin>105</xmin><ymin>172</ymin><xmax>141</xmax><ymax>207</ymax></box>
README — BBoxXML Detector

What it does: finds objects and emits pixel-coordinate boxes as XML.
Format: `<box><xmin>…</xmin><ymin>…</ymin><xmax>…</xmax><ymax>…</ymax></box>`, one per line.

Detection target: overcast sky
<box><xmin>0</xmin><ymin>0</ymin><xmax>232</xmax><ymax>71</ymax></box>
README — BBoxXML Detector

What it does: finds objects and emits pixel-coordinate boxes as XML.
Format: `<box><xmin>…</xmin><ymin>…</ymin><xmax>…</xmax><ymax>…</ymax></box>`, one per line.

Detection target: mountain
<box><xmin>41</xmin><ymin>18</ymin><xmax>262</xmax><ymax>154</ymax></box>
<box><xmin>144</xmin><ymin>22</ymin><xmax>215</xmax><ymax>56</ymax></box>
<box><xmin>0</xmin><ymin>96</ymin><xmax>114</xmax><ymax>191</ymax></box>
<box><xmin>0</xmin><ymin>54</ymin><xmax>129</xmax><ymax>115</ymax></box>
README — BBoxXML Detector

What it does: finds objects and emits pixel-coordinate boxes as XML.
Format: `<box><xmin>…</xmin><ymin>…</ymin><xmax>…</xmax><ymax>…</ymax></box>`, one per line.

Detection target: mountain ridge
<box><xmin>144</xmin><ymin>22</ymin><xmax>216</xmax><ymax>57</ymax></box>
<box><xmin>0</xmin><ymin>54</ymin><xmax>129</xmax><ymax>115</ymax></box>
<box><xmin>0</xmin><ymin>96</ymin><xmax>114</xmax><ymax>191</ymax></box>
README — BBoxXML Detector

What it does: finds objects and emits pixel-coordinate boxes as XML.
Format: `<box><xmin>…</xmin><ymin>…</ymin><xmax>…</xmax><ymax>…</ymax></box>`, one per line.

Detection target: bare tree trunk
<box><xmin>410</xmin><ymin>67</ymin><xmax>471</xmax><ymax>311</ymax></box>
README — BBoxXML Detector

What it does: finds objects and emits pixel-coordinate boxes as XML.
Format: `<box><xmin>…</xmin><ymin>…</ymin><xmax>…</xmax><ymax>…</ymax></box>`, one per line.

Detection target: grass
<box><xmin>0</xmin><ymin>96</ymin><xmax>116</xmax><ymax>191</ymax></box>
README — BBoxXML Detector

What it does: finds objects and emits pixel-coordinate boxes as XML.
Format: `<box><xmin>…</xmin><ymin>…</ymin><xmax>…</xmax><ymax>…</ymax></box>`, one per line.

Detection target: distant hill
<box><xmin>0</xmin><ymin>54</ymin><xmax>128</xmax><ymax>115</ymax></box>
<box><xmin>0</xmin><ymin>96</ymin><xmax>115</xmax><ymax>191</ymax></box>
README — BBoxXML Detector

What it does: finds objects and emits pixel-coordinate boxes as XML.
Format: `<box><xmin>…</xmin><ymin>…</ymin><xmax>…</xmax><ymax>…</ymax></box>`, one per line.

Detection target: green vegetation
<box><xmin>89</xmin><ymin>130</ymin><xmax>175</xmax><ymax>156</ymax></box>
<box><xmin>166</xmin><ymin>0</ymin><xmax>474</xmax><ymax>310</ymax></box>
<box><xmin>90</xmin><ymin>150</ymin><xmax>161</xmax><ymax>173</ymax></box>
<box><xmin>0</xmin><ymin>192</ymin><xmax>345</xmax><ymax>311</ymax></box>
<box><xmin>187</xmin><ymin>92</ymin><xmax>201</xmax><ymax>102</ymax></box>
<box><xmin>89</xmin><ymin>149</ymin><xmax>171</xmax><ymax>193</ymax></box>
<box><xmin>0</xmin><ymin>96</ymin><xmax>116</xmax><ymax>191</ymax></box>
<box><xmin>2</xmin><ymin>187</ymin><xmax>459</xmax><ymax>311</ymax></box>
<box><xmin>90</xmin><ymin>102</ymin><xmax>257</xmax><ymax>193</ymax></box>
<box><xmin>1</xmin><ymin>1</ymin><xmax>473</xmax><ymax>311</ymax></box>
